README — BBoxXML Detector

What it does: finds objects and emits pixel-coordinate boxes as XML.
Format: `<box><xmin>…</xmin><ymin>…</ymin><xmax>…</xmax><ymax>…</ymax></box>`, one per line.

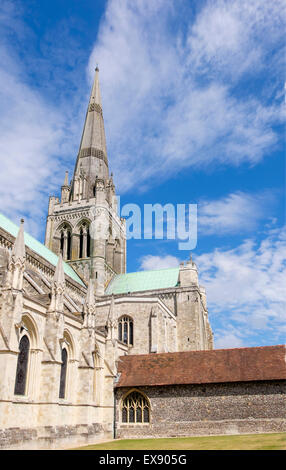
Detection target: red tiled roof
<box><xmin>115</xmin><ymin>345</ymin><xmax>286</xmax><ymax>388</ymax></box>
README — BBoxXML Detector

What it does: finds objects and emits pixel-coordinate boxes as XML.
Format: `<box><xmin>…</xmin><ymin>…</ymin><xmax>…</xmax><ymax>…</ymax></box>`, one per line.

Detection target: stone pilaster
<box><xmin>150</xmin><ymin>307</ymin><xmax>158</xmax><ymax>353</ymax></box>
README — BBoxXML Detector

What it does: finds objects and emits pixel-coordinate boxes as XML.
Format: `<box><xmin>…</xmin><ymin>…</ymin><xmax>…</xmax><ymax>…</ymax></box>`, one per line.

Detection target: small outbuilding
<box><xmin>115</xmin><ymin>345</ymin><xmax>286</xmax><ymax>438</ymax></box>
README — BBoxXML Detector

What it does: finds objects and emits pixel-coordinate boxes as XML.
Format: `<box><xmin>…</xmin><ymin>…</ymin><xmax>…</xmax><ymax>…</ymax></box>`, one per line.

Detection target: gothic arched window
<box><xmin>14</xmin><ymin>335</ymin><xmax>30</xmax><ymax>396</ymax></box>
<box><xmin>78</xmin><ymin>222</ymin><xmax>91</xmax><ymax>259</ymax></box>
<box><xmin>59</xmin><ymin>348</ymin><xmax>68</xmax><ymax>399</ymax></box>
<box><xmin>118</xmin><ymin>316</ymin><xmax>133</xmax><ymax>346</ymax></box>
<box><xmin>122</xmin><ymin>391</ymin><xmax>150</xmax><ymax>424</ymax></box>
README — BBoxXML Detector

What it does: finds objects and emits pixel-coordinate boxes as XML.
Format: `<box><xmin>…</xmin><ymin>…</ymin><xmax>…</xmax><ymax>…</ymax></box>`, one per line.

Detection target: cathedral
<box><xmin>0</xmin><ymin>69</ymin><xmax>285</xmax><ymax>449</ymax></box>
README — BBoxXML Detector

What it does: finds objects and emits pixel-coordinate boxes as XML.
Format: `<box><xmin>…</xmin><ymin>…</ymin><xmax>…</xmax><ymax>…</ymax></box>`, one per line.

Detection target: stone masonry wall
<box><xmin>0</xmin><ymin>422</ymin><xmax>110</xmax><ymax>450</ymax></box>
<box><xmin>115</xmin><ymin>381</ymin><xmax>286</xmax><ymax>438</ymax></box>
<box><xmin>96</xmin><ymin>298</ymin><xmax>177</xmax><ymax>355</ymax></box>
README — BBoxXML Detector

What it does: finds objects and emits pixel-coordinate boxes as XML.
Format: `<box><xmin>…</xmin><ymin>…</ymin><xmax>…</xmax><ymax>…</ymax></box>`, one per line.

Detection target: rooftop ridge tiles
<box><xmin>118</xmin><ymin>344</ymin><xmax>286</xmax><ymax>359</ymax></box>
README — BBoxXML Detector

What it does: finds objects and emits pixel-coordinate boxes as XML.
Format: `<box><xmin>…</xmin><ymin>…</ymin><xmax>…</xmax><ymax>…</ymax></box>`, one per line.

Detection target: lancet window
<box><xmin>78</xmin><ymin>222</ymin><xmax>91</xmax><ymax>259</ymax></box>
<box><xmin>59</xmin><ymin>347</ymin><xmax>68</xmax><ymax>399</ymax></box>
<box><xmin>118</xmin><ymin>316</ymin><xmax>133</xmax><ymax>346</ymax></box>
<box><xmin>59</xmin><ymin>224</ymin><xmax>72</xmax><ymax>261</ymax></box>
<box><xmin>14</xmin><ymin>335</ymin><xmax>30</xmax><ymax>396</ymax></box>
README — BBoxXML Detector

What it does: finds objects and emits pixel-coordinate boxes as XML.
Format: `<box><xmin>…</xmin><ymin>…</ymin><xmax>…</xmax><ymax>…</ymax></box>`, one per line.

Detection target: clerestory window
<box><xmin>118</xmin><ymin>316</ymin><xmax>133</xmax><ymax>346</ymax></box>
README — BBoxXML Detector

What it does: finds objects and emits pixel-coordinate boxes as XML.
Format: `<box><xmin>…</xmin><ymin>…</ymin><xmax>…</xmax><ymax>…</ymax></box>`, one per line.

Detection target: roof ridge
<box><xmin>119</xmin><ymin>344</ymin><xmax>286</xmax><ymax>360</ymax></box>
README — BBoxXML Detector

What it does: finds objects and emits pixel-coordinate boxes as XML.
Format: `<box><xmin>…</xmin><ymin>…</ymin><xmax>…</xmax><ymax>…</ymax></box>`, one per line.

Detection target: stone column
<box><xmin>71</xmin><ymin>233</ymin><xmax>79</xmax><ymax>260</ymax></box>
<box><xmin>62</xmin><ymin>229</ymin><xmax>67</xmax><ymax>261</ymax></box>
<box><xmin>82</xmin><ymin>226</ymin><xmax>87</xmax><ymax>258</ymax></box>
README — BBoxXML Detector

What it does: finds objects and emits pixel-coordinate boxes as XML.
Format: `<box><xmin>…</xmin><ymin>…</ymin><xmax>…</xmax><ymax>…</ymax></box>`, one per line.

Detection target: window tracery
<box><xmin>121</xmin><ymin>391</ymin><xmax>150</xmax><ymax>424</ymax></box>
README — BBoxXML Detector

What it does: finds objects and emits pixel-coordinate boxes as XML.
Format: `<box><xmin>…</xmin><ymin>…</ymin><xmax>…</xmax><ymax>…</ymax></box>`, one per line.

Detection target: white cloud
<box><xmin>89</xmin><ymin>0</ymin><xmax>285</xmax><ymax>193</ymax></box>
<box><xmin>214</xmin><ymin>331</ymin><xmax>245</xmax><ymax>350</ymax></box>
<box><xmin>0</xmin><ymin>60</ymin><xmax>66</xmax><ymax>236</ymax></box>
<box><xmin>186</xmin><ymin>0</ymin><xmax>286</xmax><ymax>80</ymax></box>
<box><xmin>0</xmin><ymin>1</ymin><xmax>85</xmax><ymax>237</ymax></box>
<box><xmin>139</xmin><ymin>254</ymin><xmax>181</xmax><ymax>271</ymax></box>
<box><xmin>199</xmin><ymin>191</ymin><xmax>276</xmax><ymax>235</ymax></box>
<box><xmin>0</xmin><ymin>0</ymin><xmax>284</xmax><ymax>243</ymax></box>
<box><xmin>138</xmin><ymin>226</ymin><xmax>286</xmax><ymax>346</ymax></box>
<box><xmin>196</xmin><ymin>226</ymin><xmax>286</xmax><ymax>345</ymax></box>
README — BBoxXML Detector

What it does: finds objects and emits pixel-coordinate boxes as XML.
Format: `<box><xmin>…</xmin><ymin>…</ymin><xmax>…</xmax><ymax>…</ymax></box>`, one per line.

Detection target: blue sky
<box><xmin>0</xmin><ymin>0</ymin><xmax>285</xmax><ymax>348</ymax></box>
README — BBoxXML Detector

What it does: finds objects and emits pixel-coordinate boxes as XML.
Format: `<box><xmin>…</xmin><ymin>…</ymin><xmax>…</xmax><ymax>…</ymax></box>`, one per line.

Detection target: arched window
<box><xmin>118</xmin><ymin>316</ymin><xmax>133</xmax><ymax>346</ymax></box>
<box><xmin>14</xmin><ymin>335</ymin><xmax>30</xmax><ymax>396</ymax></box>
<box><xmin>59</xmin><ymin>348</ymin><xmax>68</xmax><ymax>399</ymax></box>
<box><xmin>122</xmin><ymin>391</ymin><xmax>150</xmax><ymax>424</ymax></box>
<box><xmin>78</xmin><ymin>222</ymin><xmax>90</xmax><ymax>259</ymax></box>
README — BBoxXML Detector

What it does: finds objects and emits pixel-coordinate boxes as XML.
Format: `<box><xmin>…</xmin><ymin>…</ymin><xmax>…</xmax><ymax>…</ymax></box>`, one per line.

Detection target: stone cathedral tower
<box><xmin>45</xmin><ymin>68</ymin><xmax>126</xmax><ymax>294</ymax></box>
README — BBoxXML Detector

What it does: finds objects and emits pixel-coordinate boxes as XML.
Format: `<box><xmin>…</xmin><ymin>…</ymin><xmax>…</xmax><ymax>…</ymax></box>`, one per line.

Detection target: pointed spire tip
<box><xmin>12</xmin><ymin>218</ymin><xmax>25</xmax><ymax>258</ymax></box>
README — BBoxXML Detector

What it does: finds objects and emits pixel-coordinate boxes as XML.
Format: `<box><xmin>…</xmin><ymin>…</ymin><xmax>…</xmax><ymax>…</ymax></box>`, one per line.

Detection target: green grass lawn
<box><xmin>73</xmin><ymin>433</ymin><xmax>286</xmax><ymax>451</ymax></box>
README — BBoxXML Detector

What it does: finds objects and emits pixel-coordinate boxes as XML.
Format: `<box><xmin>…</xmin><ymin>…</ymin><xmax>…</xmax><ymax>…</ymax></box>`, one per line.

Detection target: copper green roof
<box><xmin>105</xmin><ymin>267</ymin><xmax>180</xmax><ymax>295</ymax></box>
<box><xmin>0</xmin><ymin>213</ymin><xmax>85</xmax><ymax>287</ymax></box>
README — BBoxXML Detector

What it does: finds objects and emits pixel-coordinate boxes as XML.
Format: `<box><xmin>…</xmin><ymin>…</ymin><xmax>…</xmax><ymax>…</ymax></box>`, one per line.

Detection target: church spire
<box><xmin>71</xmin><ymin>66</ymin><xmax>109</xmax><ymax>200</ymax></box>
<box><xmin>90</xmin><ymin>65</ymin><xmax>102</xmax><ymax>108</ymax></box>
<box><xmin>45</xmin><ymin>66</ymin><xmax>127</xmax><ymax>285</ymax></box>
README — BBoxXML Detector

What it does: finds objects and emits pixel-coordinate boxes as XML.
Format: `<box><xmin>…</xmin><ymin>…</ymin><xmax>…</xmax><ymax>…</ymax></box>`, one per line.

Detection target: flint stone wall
<box><xmin>115</xmin><ymin>380</ymin><xmax>286</xmax><ymax>438</ymax></box>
